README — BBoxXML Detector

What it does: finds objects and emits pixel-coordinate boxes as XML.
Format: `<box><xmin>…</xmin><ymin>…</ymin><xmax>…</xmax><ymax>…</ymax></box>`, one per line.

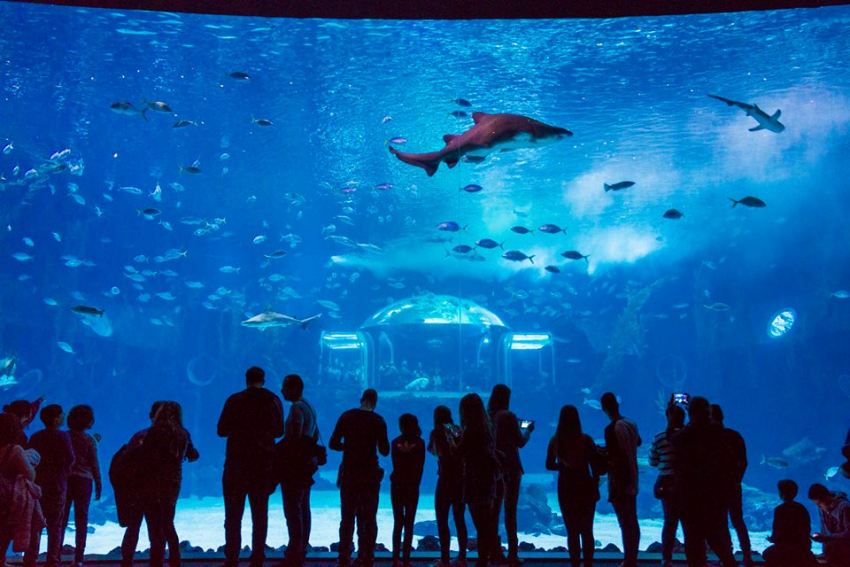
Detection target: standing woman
<box><xmin>487</xmin><ymin>384</ymin><xmax>533</xmax><ymax>565</ymax></box>
<box><xmin>139</xmin><ymin>402</ymin><xmax>199</xmax><ymax>567</ymax></box>
<box><xmin>454</xmin><ymin>394</ymin><xmax>498</xmax><ymax>567</ymax></box>
<box><xmin>62</xmin><ymin>405</ymin><xmax>103</xmax><ymax>567</ymax></box>
<box><xmin>390</xmin><ymin>413</ymin><xmax>425</xmax><ymax>567</ymax></box>
<box><xmin>428</xmin><ymin>405</ymin><xmax>468</xmax><ymax>567</ymax></box>
<box><xmin>545</xmin><ymin>405</ymin><xmax>601</xmax><ymax>567</ymax></box>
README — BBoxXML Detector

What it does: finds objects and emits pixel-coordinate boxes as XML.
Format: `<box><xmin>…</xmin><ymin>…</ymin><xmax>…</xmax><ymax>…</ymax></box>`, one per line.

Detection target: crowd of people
<box><xmin>2</xmin><ymin>367</ymin><xmax>850</xmax><ymax>567</ymax></box>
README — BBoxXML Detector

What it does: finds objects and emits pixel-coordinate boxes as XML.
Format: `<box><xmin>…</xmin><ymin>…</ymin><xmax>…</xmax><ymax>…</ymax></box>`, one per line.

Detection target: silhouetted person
<box><xmin>139</xmin><ymin>402</ymin><xmax>198</xmax><ymax>567</ymax></box>
<box><xmin>454</xmin><ymin>393</ymin><xmax>499</xmax><ymax>567</ymax></box>
<box><xmin>671</xmin><ymin>396</ymin><xmax>737</xmax><ymax>567</ymax></box>
<box><xmin>390</xmin><ymin>413</ymin><xmax>425</xmax><ymax>567</ymax></box>
<box><xmin>25</xmin><ymin>404</ymin><xmax>74</xmax><ymax>567</ymax></box>
<box><xmin>0</xmin><ymin>399</ymin><xmax>37</xmax><ymax>447</ymax></box>
<box><xmin>0</xmin><ymin>403</ymin><xmax>39</xmax><ymax>563</ymax></box>
<box><xmin>710</xmin><ymin>403</ymin><xmax>752</xmax><ymax>567</ymax></box>
<box><xmin>809</xmin><ymin>483</ymin><xmax>850</xmax><ymax>566</ymax></box>
<box><xmin>487</xmin><ymin>384</ymin><xmax>533</xmax><ymax>565</ymax></box>
<box><xmin>218</xmin><ymin>367</ymin><xmax>284</xmax><ymax>567</ymax></box>
<box><xmin>546</xmin><ymin>405</ymin><xmax>601</xmax><ymax>567</ymax></box>
<box><xmin>600</xmin><ymin>392</ymin><xmax>641</xmax><ymax>567</ymax></box>
<box><xmin>650</xmin><ymin>404</ymin><xmax>685</xmax><ymax>567</ymax></box>
<box><xmin>428</xmin><ymin>405</ymin><xmax>468</xmax><ymax>567</ymax></box>
<box><xmin>61</xmin><ymin>405</ymin><xmax>102</xmax><ymax>567</ymax></box>
<box><xmin>329</xmin><ymin>389</ymin><xmax>390</xmax><ymax>567</ymax></box>
<box><xmin>762</xmin><ymin>480</ymin><xmax>816</xmax><ymax>567</ymax></box>
<box><xmin>278</xmin><ymin>374</ymin><xmax>319</xmax><ymax>567</ymax></box>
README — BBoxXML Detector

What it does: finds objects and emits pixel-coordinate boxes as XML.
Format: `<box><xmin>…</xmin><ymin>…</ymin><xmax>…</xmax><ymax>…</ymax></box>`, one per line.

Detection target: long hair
<box><xmin>460</xmin><ymin>393</ymin><xmax>492</xmax><ymax>443</ymax></box>
<box><xmin>151</xmin><ymin>401</ymin><xmax>186</xmax><ymax>457</ymax></box>
<box><xmin>433</xmin><ymin>405</ymin><xmax>453</xmax><ymax>431</ymax></box>
<box><xmin>487</xmin><ymin>383</ymin><xmax>511</xmax><ymax>415</ymax></box>
<box><xmin>399</xmin><ymin>413</ymin><xmax>421</xmax><ymax>438</ymax></box>
<box><xmin>554</xmin><ymin>405</ymin><xmax>585</xmax><ymax>465</ymax></box>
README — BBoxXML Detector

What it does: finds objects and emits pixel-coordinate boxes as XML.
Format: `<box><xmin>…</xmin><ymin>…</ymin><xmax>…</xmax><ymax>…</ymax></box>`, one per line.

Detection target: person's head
<box><xmin>460</xmin><ymin>393</ymin><xmax>491</xmax><ymax>438</ymax></box>
<box><xmin>808</xmin><ymin>483</ymin><xmax>834</xmax><ymax>510</ymax></box>
<box><xmin>152</xmin><ymin>401</ymin><xmax>183</xmax><ymax>429</ymax></box>
<box><xmin>778</xmin><ymin>479</ymin><xmax>798</xmax><ymax>502</ymax></box>
<box><xmin>710</xmin><ymin>403</ymin><xmax>725</xmax><ymax>425</ymax></box>
<box><xmin>67</xmin><ymin>405</ymin><xmax>95</xmax><ymax>432</ymax></box>
<box><xmin>361</xmin><ymin>389</ymin><xmax>378</xmax><ymax>410</ymax></box>
<box><xmin>399</xmin><ymin>413</ymin><xmax>421</xmax><ymax>438</ymax></box>
<box><xmin>40</xmin><ymin>404</ymin><xmax>64</xmax><ymax>428</ymax></box>
<box><xmin>555</xmin><ymin>404</ymin><xmax>582</xmax><ymax>439</ymax></box>
<box><xmin>282</xmin><ymin>374</ymin><xmax>304</xmax><ymax>402</ymax></box>
<box><xmin>687</xmin><ymin>396</ymin><xmax>711</xmax><ymax>423</ymax></box>
<box><xmin>3</xmin><ymin>400</ymin><xmax>33</xmax><ymax>427</ymax></box>
<box><xmin>600</xmin><ymin>392</ymin><xmax>619</xmax><ymax>418</ymax></box>
<box><xmin>666</xmin><ymin>404</ymin><xmax>686</xmax><ymax>429</ymax></box>
<box><xmin>246</xmin><ymin>366</ymin><xmax>265</xmax><ymax>388</ymax></box>
<box><xmin>433</xmin><ymin>405</ymin><xmax>453</xmax><ymax>430</ymax></box>
<box><xmin>487</xmin><ymin>384</ymin><xmax>511</xmax><ymax>414</ymax></box>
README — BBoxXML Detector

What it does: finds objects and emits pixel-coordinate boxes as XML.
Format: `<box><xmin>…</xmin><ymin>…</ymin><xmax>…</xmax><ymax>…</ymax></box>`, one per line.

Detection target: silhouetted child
<box><xmin>62</xmin><ymin>405</ymin><xmax>102</xmax><ymax>567</ymax></box>
<box><xmin>25</xmin><ymin>404</ymin><xmax>75</xmax><ymax>567</ymax></box>
<box><xmin>390</xmin><ymin>413</ymin><xmax>425</xmax><ymax>567</ymax></box>
<box><xmin>762</xmin><ymin>480</ymin><xmax>816</xmax><ymax>567</ymax></box>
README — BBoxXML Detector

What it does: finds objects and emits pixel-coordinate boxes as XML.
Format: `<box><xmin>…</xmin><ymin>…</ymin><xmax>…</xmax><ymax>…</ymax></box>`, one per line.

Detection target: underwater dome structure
<box><xmin>360</xmin><ymin>293</ymin><xmax>508</xmax><ymax>328</ymax></box>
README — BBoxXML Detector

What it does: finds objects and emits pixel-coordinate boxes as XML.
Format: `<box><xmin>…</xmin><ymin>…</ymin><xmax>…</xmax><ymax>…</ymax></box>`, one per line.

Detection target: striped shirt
<box><xmin>649</xmin><ymin>428</ymin><xmax>679</xmax><ymax>476</ymax></box>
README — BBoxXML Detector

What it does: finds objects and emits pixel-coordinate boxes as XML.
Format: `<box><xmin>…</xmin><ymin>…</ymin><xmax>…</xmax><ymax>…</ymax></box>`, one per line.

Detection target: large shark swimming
<box><xmin>708</xmin><ymin>94</ymin><xmax>785</xmax><ymax>133</ymax></box>
<box><xmin>241</xmin><ymin>308</ymin><xmax>322</xmax><ymax>331</ymax></box>
<box><xmin>388</xmin><ymin>112</ymin><xmax>572</xmax><ymax>176</ymax></box>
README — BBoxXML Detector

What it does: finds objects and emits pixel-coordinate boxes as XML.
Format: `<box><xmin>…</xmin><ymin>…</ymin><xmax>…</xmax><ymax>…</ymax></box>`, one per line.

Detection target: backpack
<box><xmin>109</xmin><ymin>434</ymin><xmax>147</xmax><ymax>527</ymax></box>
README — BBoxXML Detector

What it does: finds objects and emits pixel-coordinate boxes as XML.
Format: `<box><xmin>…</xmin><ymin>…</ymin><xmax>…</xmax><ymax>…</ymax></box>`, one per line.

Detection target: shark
<box><xmin>241</xmin><ymin>307</ymin><xmax>322</xmax><ymax>331</ymax></box>
<box><xmin>708</xmin><ymin>94</ymin><xmax>785</xmax><ymax>133</ymax></box>
<box><xmin>388</xmin><ymin>112</ymin><xmax>572</xmax><ymax>176</ymax></box>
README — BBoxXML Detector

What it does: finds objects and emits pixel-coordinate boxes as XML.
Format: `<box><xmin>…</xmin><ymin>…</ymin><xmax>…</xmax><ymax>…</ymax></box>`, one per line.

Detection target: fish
<box><xmin>567</xmin><ymin>358</ymin><xmax>581</xmax><ymax>363</ymax></box>
<box><xmin>539</xmin><ymin>224</ymin><xmax>567</xmax><ymax>235</ymax></box>
<box><xmin>110</xmin><ymin>101</ymin><xmax>147</xmax><ymax>120</ymax></box>
<box><xmin>228</xmin><ymin>71</ymin><xmax>250</xmax><ymax>80</ymax></box>
<box><xmin>52</xmin><ymin>232</ymin><xmax>62</xmax><ymax>242</ymax></box>
<box><xmin>145</xmin><ymin>100</ymin><xmax>172</xmax><ymax>113</ymax></box>
<box><xmin>729</xmin><ymin>196</ymin><xmax>766</xmax><ymax>208</ymax></box>
<box><xmin>252</xmin><ymin>117</ymin><xmax>274</xmax><ymax>126</ymax></box>
<box><xmin>156</xmin><ymin>292</ymin><xmax>176</xmax><ymax>301</ymax></box>
<box><xmin>604</xmin><ymin>181</ymin><xmax>635</xmax><ymax>192</ymax></box>
<box><xmin>825</xmin><ymin>466</ymin><xmax>841</xmax><ymax>481</ymax></box>
<box><xmin>449</xmin><ymin>111</ymin><xmax>469</xmax><ymax>118</ymax></box>
<box><xmin>22</xmin><ymin>237</ymin><xmax>34</xmax><ymax>247</ymax></box>
<box><xmin>253</xmin><ymin>235</ymin><xmax>267</xmax><ymax>244</ymax></box>
<box><xmin>184</xmin><ymin>281</ymin><xmax>205</xmax><ymax>289</ymax></box>
<box><xmin>583</xmin><ymin>398</ymin><xmax>602</xmax><ymax>410</ymax></box>
<box><xmin>219</xmin><ymin>266</ymin><xmax>241</xmax><ymax>274</ymax></box>
<box><xmin>71</xmin><ymin>305</ymin><xmax>104</xmax><ymax>317</ymax></box>
<box><xmin>179</xmin><ymin>165</ymin><xmax>202</xmax><ymax>175</ymax></box>
<box><xmin>437</xmin><ymin>221</ymin><xmax>465</xmax><ymax>232</ymax></box>
<box><xmin>502</xmin><ymin>250</ymin><xmax>535</xmax><ymax>264</ymax></box>
<box><xmin>137</xmin><ymin>208</ymin><xmax>162</xmax><ymax>219</ymax></box>
<box><xmin>545</xmin><ymin>265</ymin><xmax>561</xmax><ymax>274</ymax></box>
<box><xmin>511</xmin><ymin>226</ymin><xmax>533</xmax><ymax>235</ymax></box>
<box><xmin>451</xmin><ymin>98</ymin><xmax>472</xmax><ymax>107</ymax></box>
<box><xmin>241</xmin><ymin>307</ymin><xmax>322</xmax><ymax>331</ymax></box>
<box><xmin>387</xmin><ymin>137</ymin><xmax>407</xmax><ymax>144</ymax></box>
<box><xmin>119</xmin><ymin>186</ymin><xmax>144</xmax><ymax>195</ymax></box>
<box><xmin>708</xmin><ymin>94</ymin><xmax>785</xmax><ymax>133</ymax></box>
<box><xmin>326</xmin><ymin>235</ymin><xmax>359</xmax><ymax>248</ymax></box>
<box><xmin>561</xmin><ymin>250</ymin><xmax>590</xmax><ymax>263</ymax></box>
<box><xmin>760</xmin><ymin>455</ymin><xmax>790</xmax><ymax>469</ymax></box>
<box><xmin>460</xmin><ymin>184</ymin><xmax>483</xmax><ymax>193</ymax></box>
<box><xmin>12</xmin><ymin>252</ymin><xmax>34</xmax><ymax>262</ymax></box>
<box><xmin>388</xmin><ymin>112</ymin><xmax>571</xmax><ymax>177</ymax></box>
<box><xmin>462</xmin><ymin>155</ymin><xmax>486</xmax><ymax>164</ymax></box>
<box><xmin>475</xmin><ymin>239</ymin><xmax>504</xmax><ymax>250</ymax></box>
<box><xmin>43</xmin><ymin>298</ymin><xmax>59</xmax><ymax>306</ymax></box>
<box><xmin>831</xmin><ymin>290</ymin><xmax>850</xmax><ymax>299</ymax></box>
<box><xmin>316</xmin><ymin>300</ymin><xmax>340</xmax><ymax>311</ymax></box>
<box><xmin>451</xmin><ymin>245</ymin><xmax>475</xmax><ymax>254</ymax></box>
<box><xmin>3</xmin><ymin>142</ymin><xmax>13</xmax><ymax>154</ymax></box>
<box><xmin>57</xmin><ymin>341</ymin><xmax>75</xmax><ymax>354</ymax></box>
<box><xmin>264</xmin><ymin>250</ymin><xmax>288</xmax><ymax>260</ymax></box>
<box><xmin>703</xmin><ymin>303</ymin><xmax>731</xmax><ymax>312</ymax></box>
<box><xmin>172</xmin><ymin>120</ymin><xmax>198</xmax><ymax>128</ymax></box>
<box><xmin>663</xmin><ymin>209</ymin><xmax>684</xmax><ymax>219</ymax></box>
<box><xmin>405</xmin><ymin>377</ymin><xmax>430</xmax><ymax>391</ymax></box>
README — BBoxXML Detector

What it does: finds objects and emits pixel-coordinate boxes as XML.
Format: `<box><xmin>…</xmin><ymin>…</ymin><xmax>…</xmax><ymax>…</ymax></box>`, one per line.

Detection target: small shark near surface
<box><xmin>708</xmin><ymin>94</ymin><xmax>785</xmax><ymax>133</ymax></box>
<box><xmin>388</xmin><ymin>112</ymin><xmax>572</xmax><ymax>176</ymax></box>
<box><xmin>241</xmin><ymin>307</ymin><xmax>322</xmax><ymax>331</ymax></box>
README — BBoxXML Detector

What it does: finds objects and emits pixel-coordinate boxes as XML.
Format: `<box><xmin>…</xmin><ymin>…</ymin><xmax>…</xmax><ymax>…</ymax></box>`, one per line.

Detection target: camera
<box><xmin>673</xmin><ymin>393</ymin><xmax>690</xmax><ymax>406</ymax></box>
<box><xmin>519</xmin><ymin>419</ymin><xmax>534</xmax><ymax>430</ymax></box>
<box><xmin>443</xmin><ymin>423</ymin><xmax>461</xmax><ymax>438</ymax></box>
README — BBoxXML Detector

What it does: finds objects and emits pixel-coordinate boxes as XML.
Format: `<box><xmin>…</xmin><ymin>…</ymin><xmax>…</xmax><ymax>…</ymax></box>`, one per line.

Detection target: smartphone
<box><xmin>444</xmin><ymin>423</ymin><xmax>461</xmax><ymax>438</ymax></box>
<box><xmin>673</xmin><ymin>393</ymin><xmax>690</xmax><ymax>406</ymax></box>
<box><xmin>520</xmin><ymin>419</ymin><xmax>534</xmax><ymax>430</ymax></box>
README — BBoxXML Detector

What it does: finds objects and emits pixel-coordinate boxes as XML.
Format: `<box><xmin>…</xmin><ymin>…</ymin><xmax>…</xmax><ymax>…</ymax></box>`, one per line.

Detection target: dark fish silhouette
<box><xmin>604</xmin><ymin>181</ymin><xmax>635</xmax><ymax>192</ymax></box>
<box><xmin>72</xmin><ymin>305</ymin><xmax>104</xmax><ymax>317</ymax></box>
<box><xmin>708</xmin><ymin>94</ymin><xmax>784</xmax><ymax>133</ymax></box>
<box><xmin>561</xmin><ymin>251</ymin><xmax>590</xmax><ymax>263</ymax></box>
<box><xmin>729</xmin><ymin>196</ymin><xmax>766</xmax><ymax>208</ymax></box>
<box><xmin>389</xmin><ymin>112</ymin><xmax>571</xmax><ymax>177</ymax></box>
<box><xmin>663</xmin><ymin>209</ymin><xmax>684</xmax><ymax>219</ymax></box>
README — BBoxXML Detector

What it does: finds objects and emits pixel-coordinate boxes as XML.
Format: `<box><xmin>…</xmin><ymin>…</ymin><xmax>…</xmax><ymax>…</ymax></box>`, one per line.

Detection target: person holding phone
<box><xmin>428</xmin><ymin>405</ymin><xmax>468</xmax><ymax>567</ymax></box>
<box><xmin>808</xmin><ymin>483</ymin><xmax>850</xmax><ymax>566</ymax></box>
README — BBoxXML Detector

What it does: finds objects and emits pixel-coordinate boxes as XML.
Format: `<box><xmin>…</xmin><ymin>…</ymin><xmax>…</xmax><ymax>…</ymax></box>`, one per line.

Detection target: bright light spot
<box><xmin>767</xmin><ymin>309</ymin><xmax>796</xmax><ymax>338</ymax></box>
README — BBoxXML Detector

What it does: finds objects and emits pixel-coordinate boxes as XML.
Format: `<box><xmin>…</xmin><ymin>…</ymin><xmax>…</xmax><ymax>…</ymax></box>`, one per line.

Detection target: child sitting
<box><xmin>762</xmin><ymin>479</ymin><xmax>817</xmax><ymax>566</ymax></box>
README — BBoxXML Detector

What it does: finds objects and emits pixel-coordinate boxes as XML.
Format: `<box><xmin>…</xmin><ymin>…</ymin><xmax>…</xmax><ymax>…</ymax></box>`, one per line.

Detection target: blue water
<box><xmin>2</xmin><ymin>1</ymin><xmax>850</xmax><ymax>552</ymax></box>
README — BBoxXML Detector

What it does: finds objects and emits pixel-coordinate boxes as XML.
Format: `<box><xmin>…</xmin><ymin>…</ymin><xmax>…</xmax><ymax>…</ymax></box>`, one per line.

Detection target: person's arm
<box><xmin>63</xmin><ymin>431</ymin><xmax>76</xmax><ymax>473</ymax></box>
<box><xmin>739</xmin><ymin>433</ymin><xmax>748</xmax><ymax>476</ymax></box>
<box><xmin>329</xmin><ymin>414</ymin><xmax>345</xmax><ymax>452</ymax></box>
<box><xmin>90</xmin><ymin>436</ymin><xmax>103</xmax><ymax>500</ymax></box>
<box><xmin>427</xmin><ymin>431</ymin><xmax>436</xmax><ymax>456</ymax></box>
<box><xmin>185</xmin><ymin>432</ymin><xmax>200</xmax><ymax>462</ymax></box>
<box><xmin>217</xmin><ymin>397</ymin><xmax>234</xmax><ymax>438</ymax></box>
<box><xmin>649</xmin><ymin>435</ymin><xmax>661</xmax><ymax>468</ymax></box>
<box><xmin>271</xmin><ymin>397</ymin><xmax>285</xmax><ymax>439</ymax></box>
<box><xmin>828</xmin><ymin>504</ymin><xmax>850</xmax><ymax>540</ymax></box>
<box><xmin>415</xmin><ymin>438</ymin><xmax>426</xmax><ymax>479</ymax></box>
<box><xmin>285</xmin><ymin>403</ymin><xmax>306</xmax><ymax>441</ymax></box>
<box><xmin>378</xmin><ymin>418</ymin><xmax>390</xmax><ymax>457</ymax></box>
<box><xmin>545</xmin><ymin>437</ymin><xmax>558</xmax><ymax>471</ymax></box>
<box><xmin>510</xmin><ymin>412</ymin><xmax>532</xmax><ymax>448</ymax></box>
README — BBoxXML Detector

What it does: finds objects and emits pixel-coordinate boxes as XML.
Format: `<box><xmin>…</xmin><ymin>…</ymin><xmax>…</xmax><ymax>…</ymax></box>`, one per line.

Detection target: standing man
<box><xmin>711</xmin><ymin>404</ymin><xmax>753</xmax><ymax>567</ymax></box>
<box><xmin>600</xmin><ymin>392</ymin><xmax>642</xmax><ymax>567</ymax></box>
<box><xmin>329</xmin><ymin>389</ymin><xmax>390</xmax><ymax>567</ymax></box>
<box><xmin>279</xmin><ymin>374</ymin><xmax>319</xmax><ymax>567</ymax></box>
<box><xmin>218</xmin><ymin>366</ymin><xmax>284</xmax><ymax>567</ymax></box>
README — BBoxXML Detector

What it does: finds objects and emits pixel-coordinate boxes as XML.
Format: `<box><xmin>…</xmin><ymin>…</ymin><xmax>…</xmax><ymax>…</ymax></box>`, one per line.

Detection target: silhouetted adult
<box><xmin>545</xmin><ymin>405</ymin><xmax>601</xmax><ymax>567</ymax></box>
<box><xmin>650</xmin><ymin>404</ymin><xmax>685</xmax><ymax>567</ymax></box>
<box><xmin>390</xmin><ymin>413</ymin><xmax>425</xmax><ymax>567</ymax></box>
<box><xmin>762</xmin><ymin>480</ymin><xmax>816</xmax><ymax>567</ymax></box>
<box><xmin>454</xmin><ymin>393</ymin><xmax>499</xmax><ymax>567</ymax></box>
<box><xmin>671</xmin><ymin>396</ymin><xmax>737</xmax><ymax>567</ymax></box>
<box><xmin>428</xmin><ymin>405</ymin><xmax>468</xmax><ymax>567</ymax></box>
<box><xmin>600</xmin><ymin>392</ymin><xmax>641</xmax><ymax>567</ymax></box>
<box><xmin>0</xmin><ymin>405</ymin><xmax>39</xmax><ymax>564</ymax></box>
<box><xmin>218</xmin><ymin>367</ymin><xmax>284</xmax><ymax>567</ymax></box>
<box><xmin>61</xmin><ymin>405</ymin><xmax>102</xmax><ymax>567</ymax></box>
<box><xmin>278</xmin><ymin>374</ymin><xmax>319</xmax><ymax>567</ymax></box>
<box><xmin>487</xmin><ymin>384</ymin><xmax>533</xmax><ymax>565</ymax></box>
<box><xmin>710</xmin><ymin>403</ymin><xmax>752</xmax><ymax>567</ymax></box>
<box><xmin>809</xmin><ymin>483</ymin><xmax>850</xmax><ymax>566</ymax></box>
<box><xmin>0</xmin><ymin>400</ymin><xmax>35</xmax><ymax>448</ymax></box>
<box><xmin>329</xmin><ymin>389</ymin><xmax>390</xmax><ymax>567</ymax></box>
<box><xmin>139</xmin><ymin>402</ymin><xmax>198</xmax><ymax>567</ymax></box>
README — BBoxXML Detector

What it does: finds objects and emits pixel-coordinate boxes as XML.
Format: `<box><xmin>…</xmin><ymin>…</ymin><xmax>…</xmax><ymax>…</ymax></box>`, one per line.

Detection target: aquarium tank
<box><xmin>1</xmin><ymin>0</ymin><xmax>849</xmax><ymax>559</ymax></box>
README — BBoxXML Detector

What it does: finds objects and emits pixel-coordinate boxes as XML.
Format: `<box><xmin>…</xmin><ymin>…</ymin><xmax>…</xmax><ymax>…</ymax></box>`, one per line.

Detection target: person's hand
<box><xmin>766</xmin><ymin>535</ymin><xmax>774</xmax><ymax>543</ymax></box>
<box><xmin>95</xmin><ymin>489</ymin><xmax>102</xmax><ymax>501</ymax></box>
<box><xmin>526</xmin><ymin>421</ymin><xmax>536</xmax><ymax>433</ymax></box>
<box><xmin>93</xmin><ymin>433</ymin><xmax>102</xmax><ymax>443</ymax></box>
<box><xmin>812</xmin><ymin>533</ymin><xmax>828</xmax><ymax>543</ymax></box>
